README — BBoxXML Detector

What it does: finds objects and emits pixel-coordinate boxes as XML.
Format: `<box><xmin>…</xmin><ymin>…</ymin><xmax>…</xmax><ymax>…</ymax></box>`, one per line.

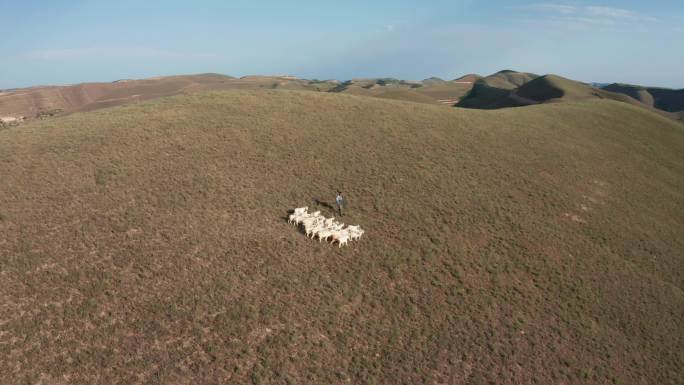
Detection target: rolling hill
<box><xmin>456</xmin><ymin>70</ymin><xmax>541</xmax><ymax>109</ymax></box>
<box><xmin>457</xmin><ymin>73</ymin><xmax>683</xmax><ymax>121</ymax></box>
<box><xmin>4</xmin><ymin>72</ymin><xmax>683</xmax><ymax>125</ymax></box>
<box><xmin>1</xmin><ymin>90</ymin><xmax>682</xmax><ymax>384</ymax></box>
<box><xmin>454</xmin><ymin>70</ymin><xmax>541</xmax><ymax>109</ymax></box>
<box><xmin>1</xmin><ymin>74</ymin><xmax>477</xmax><ymax>122</ymax></box>
<box><xmin>0</xmin><ymin>74</ymin><xmax>343</xmax><ymax>121</ymax></box>
<box><xmin>331</xmin><ymin>78</ymin><xmax>473</xmax><ymax>106</ymax></box>
<box><xmin>454</xmin><ymin>74</ymin><xmax>482</xmax><ymax>83</ymax></box>
<box><xmin>514</xmin><ymin>75</ymin><xmax>642</xmax><ymax>105</ymax></box>
<box><xmin>0</xmin><ymin>73</ymin><xmax>234</xmax><ymax>119</ymax></box>
<box><xmin>480</xmin><ymin>70</ymin><xmax>538</xmax><ymax>90</ymax></box>
<box><xmin>456</xmin><ymin>80</ymin><xmax>524</xmax><ymax>109</ymax></box>
<box><xmin>602</xmin><ymin>83</ymin><xmax>684</xmax><ymax>113</ymax></box>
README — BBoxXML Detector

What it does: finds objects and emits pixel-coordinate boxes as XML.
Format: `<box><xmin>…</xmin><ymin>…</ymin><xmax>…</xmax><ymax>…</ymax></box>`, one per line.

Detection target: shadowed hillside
<box><xmin>457</xmin><ymin>73</ymin><xmax>682</xmax><ymax>121</ymax></box>
<box><xmin>1</xmin><ymin>90</ymin><xmax>683</xmax><ymax>384</ymax></box>
<box><xmin>602</xmin><ymin>83</ymin><xmax>684</xmax><ymax>113</ymax></box>
<box><xmin>456</xmin><ymin>81</ymin><xmax>525</xmax><ymax>109</ymax></box>
<box><xmin>456</xmin><ymin>70</ymin><xmax>540</xmax><ymax>109</ymax></box>
<box><xmin>515</xmin><ymin>75</ymin><xmax>642</xmax><ymax>105</ymax></box>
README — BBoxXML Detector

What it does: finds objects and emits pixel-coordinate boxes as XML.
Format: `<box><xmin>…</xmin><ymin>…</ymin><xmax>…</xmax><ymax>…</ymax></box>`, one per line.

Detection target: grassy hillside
<box><xmin>480</xmin><ymin>70</ymin><xmax>539</xmax><ymax>90</ymax></box>
<box><xmin>454</xmin><ymin>74</ymin><xmax>482</xmax><ymax>83</ymax></box>
<box><xmin>1</xmin><ymin>75</ymin><xmax>473</xmax><ymax>121</ymax></box>
<box><xmin>457</xmin><ymin>74</ymin><xmax>676</xmax><ymax>120</ymax></box>
<box><xmin>1</xmin><ymin>90</ymin><xmax>683</xmax><ymax>384</ymax></box>
<box><xmin>603</xmin><ymin>83</ymin><xmax>684</xmax><ymax>113</ymax></box>
<box><xmin>456</xmin><ymin>81</ymin><xmax>524</xmax><ymax>109</ymax></box>
<box><xmin>415</xmin><ymin>82</ymin><xmax>473</xmax><ymax>103</ymax></box>
<box><xmin>0</xmin><ymin>74</ymin><xmax>237</xmax><ymax>119</ymax></box>
<box><xmin>601</xmin><ymin>84</ymin><xmax>656</xmax><ymax>107</ymax></box>
<box><xmin>457</xmin><ymin>70</ymin><xmax>540</xmax><ymax>109</ymax></box>
<box><xmin>334</xmin><ymin>78</ymin><xmax>472</xmax><ymax>105</ymax></box>
<box><xmin>516</xmin><ymin>75</ymin><xmax>642</xmax><ymax>105</ymax></box>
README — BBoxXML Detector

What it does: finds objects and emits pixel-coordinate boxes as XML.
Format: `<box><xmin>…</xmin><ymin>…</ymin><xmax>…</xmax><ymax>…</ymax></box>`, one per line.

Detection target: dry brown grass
<box><xmin>1</xmin><ymin>90</ymin><xmax>683</xmax><ymax>384</ymax></box>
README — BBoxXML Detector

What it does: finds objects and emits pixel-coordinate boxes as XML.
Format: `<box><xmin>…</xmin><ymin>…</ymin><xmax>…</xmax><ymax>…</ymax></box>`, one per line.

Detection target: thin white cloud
<box><xmin>514</xmin><ymin>3</ymin><xmax>658</xmax><ymax>29</ymax></box>
<box><xmin>585</xmin><ymin>6</ymin><xmax>657</xmax><ymax>22</ymax></box>
<box><xmin>563</xmin><ymin>16</ymin><xmax>617</xmax><ymax>27</ymax></box>
<box><xmin>386</xmin><ymin>24</ymin><xmax>394</xmax><ymax>32</ymax></box>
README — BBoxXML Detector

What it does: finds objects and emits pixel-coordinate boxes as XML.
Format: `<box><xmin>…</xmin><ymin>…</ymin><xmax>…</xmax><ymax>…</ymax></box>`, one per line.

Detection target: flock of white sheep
<box><xmin>288</xmin><ymin>207</ymin><xmax>364</xmax><ymax>247</ymax></box>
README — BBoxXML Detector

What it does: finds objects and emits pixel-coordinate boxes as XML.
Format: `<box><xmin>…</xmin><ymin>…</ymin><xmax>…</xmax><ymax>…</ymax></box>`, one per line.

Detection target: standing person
<box><xmin>335</xmin><ymin>191</ymin><xmax>345</xmax><ymax>217</ymax></box>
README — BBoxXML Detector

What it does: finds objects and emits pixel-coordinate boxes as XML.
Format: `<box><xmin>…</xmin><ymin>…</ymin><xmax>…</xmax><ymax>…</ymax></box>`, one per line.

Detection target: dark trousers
<box><xmin>337</xmin><ymin>205</ymin><xmax>344</xmax><ymax>216</ymax></box>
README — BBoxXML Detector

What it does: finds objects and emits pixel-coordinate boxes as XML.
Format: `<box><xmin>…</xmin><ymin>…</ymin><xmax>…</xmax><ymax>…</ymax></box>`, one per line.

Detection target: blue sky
<box><xmin>1</xmin><ymin>0</ymin><xmax>683</xmax><ymax>89</ymax></box>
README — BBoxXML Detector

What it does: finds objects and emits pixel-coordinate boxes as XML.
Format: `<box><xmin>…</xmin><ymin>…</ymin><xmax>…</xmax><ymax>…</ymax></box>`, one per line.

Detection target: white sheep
<box><xmin>288</xmin><ymin>213</ymin><xmax>299</xmax><ymax>224</ymax></box>
<box><xmin>331</xmin><ymin>229</ymin><xmax>351</xmax><ymax>248</ymax></box>
<box><xmin>346</xmin><ymin>225</ymin><xmax>364</xmax><ymax>240</ymax></box>
<box><xmin>336</xmin><ymin>234</ymin><xmax>350</xmax><ymax>248</ymax></box>
<box><xmin>288</xmin><ymin>207</ymin><xmax>362</xmax><ymax>247</ymax></box>
<box><xmin>302</xmin><ymin>217</ymin><xmax>324</xmax><ymax>237</ymax></box>
<box><xmin>316</xmin><ymin>229</ymin><xmax>335</xmax><ymax>242</ymax></box>
<box><xmin>305</xmin><ymin>222</ymin><xmax>323</xmax><ymax>238</ymax></box>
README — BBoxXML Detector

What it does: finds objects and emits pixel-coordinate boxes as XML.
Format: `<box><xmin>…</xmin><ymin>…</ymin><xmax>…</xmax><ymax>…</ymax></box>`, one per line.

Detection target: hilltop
<box><xmin>1</xmin><ymin>90</ymin><xmax>682</xmax><ymax>384</ymax></box>
<box><xmin>454</xmin><ymin>74</ymin><xmax>482</xmax><ymax>83</ymax></box>
<box><xmin>479</xmin><ymin>70</ymin><xmax>539</xmax><ymax>90</ymax></box>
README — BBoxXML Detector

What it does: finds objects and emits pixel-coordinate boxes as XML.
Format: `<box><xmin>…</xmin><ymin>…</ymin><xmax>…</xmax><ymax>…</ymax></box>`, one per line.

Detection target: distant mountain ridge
<box><xmin>2</xmin><ymin>71</ymin><xmax>683</xmax><ymax>124</ymax></box>
<box><xmin>0</xmin><ymin>75</ymin><xmax>475</xmax><ymax>121</ymax></box>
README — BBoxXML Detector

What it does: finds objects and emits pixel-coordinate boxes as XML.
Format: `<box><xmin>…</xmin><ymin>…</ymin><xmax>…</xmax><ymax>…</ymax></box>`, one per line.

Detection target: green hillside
<box><xmin>1</xmin><ymin>90</ymin><xmax>683</xmax><ymax>384</ymax></box>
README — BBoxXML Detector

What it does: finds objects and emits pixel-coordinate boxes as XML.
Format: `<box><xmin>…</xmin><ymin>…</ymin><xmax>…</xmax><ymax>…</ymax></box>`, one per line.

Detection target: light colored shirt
<box><xmin>336</xmin><ymin>195</ymin><xmax>344</xmax><ymax>207</ymax></box>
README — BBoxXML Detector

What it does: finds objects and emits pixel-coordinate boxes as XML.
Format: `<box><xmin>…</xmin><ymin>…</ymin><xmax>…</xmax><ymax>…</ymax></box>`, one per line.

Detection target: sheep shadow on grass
<box><xmin>282</xmin><ymin>210</ymin><xmax>309</xmax><ymax>237</ymax></box>
<box><xmin>313</xmin><ymin>198</ymin><xmax>336</xmax><ymax>213</ymax></box>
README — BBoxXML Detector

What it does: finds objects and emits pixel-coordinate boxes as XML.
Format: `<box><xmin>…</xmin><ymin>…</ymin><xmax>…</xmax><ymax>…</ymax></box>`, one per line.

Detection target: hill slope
<box><xmin>480</xmin><ymin>70</ymin><xmax>539</xmax><ymax>90</ymax></box>
<box><xmin>515</xmin><ymin>75</ymin><xmax>643</xmax><ymax>105</ymax></box>
<box><xmin>456</xmin><ymin>70</ymin><xmax>540</xmax><ymax>109</ymax></box>
<box><xmin>0</xmin><ymin>74</ymin><xmax>331</xmax><ymax>120</ymax></box>
<box><xmin>1</xmin><ymin>91</ymin><xmax>683</xmax><ymax>384</ymax></box>
<box><xmin>0</xmin><ymin>73</ymin><xmax>234</xmax><ymax>119</ymax></box>
<box><xmin>457</xmin><ymin>73</ymin><xmax>668</xmax><ymax>116</ymax></box>
<box><xmin>332</xmin><ymin>78</ymin><xmax>473</xmax><ymax>105</ymax></box>
<box><xmin>1</xmin><ymin>74</ymin><xmax>476</xmax><ymax>121</ymax></box>
<box><xmin>602</xmin><ymin>83</ymin><xmax>684</xmax><ymax>113</ymax></box>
